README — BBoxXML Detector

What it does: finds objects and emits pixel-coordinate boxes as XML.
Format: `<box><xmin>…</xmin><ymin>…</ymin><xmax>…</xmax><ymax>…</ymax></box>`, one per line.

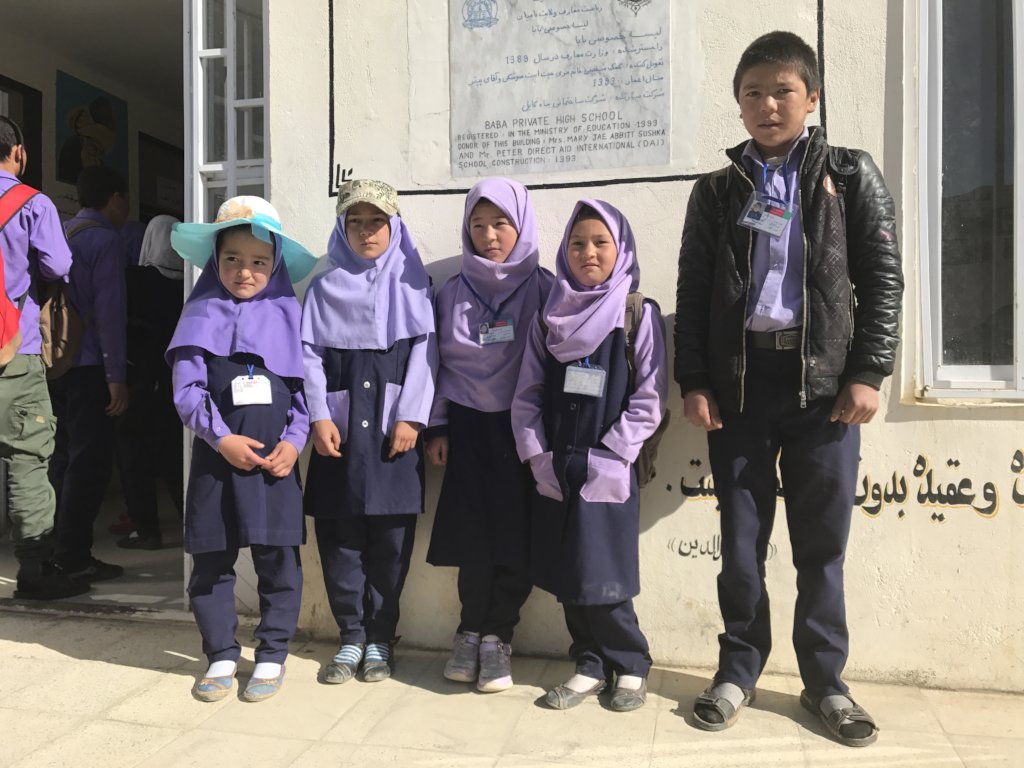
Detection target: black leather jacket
<box><xmin>674</xmin><ymin>127</ymin><xmax>904</xmax><ymax>412</ymax></box>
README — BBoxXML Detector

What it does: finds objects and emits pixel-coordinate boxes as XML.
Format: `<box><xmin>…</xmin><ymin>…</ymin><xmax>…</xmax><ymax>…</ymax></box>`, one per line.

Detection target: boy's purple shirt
<box><xmin>740</xmin><ymin>127</ymin><xmax>809</xmax><ymax>332</ymax></box>
<box><xmin>63</xmin><ymin>209</ymin><xmax>128</xmax><ymax>382</ymax></box>
<box><xmin>0</xmin><ymin>170</ymin><xmax>73</xmax><ymax>354</ymax></box>
<box><xmin>542</xmin><ymin>199</ymin><xmax>640</xmax><ymax>363</ymax></box>
<box><xmin>431</xmin><ymin>177</ymin><xmax>553</xmax><ymax>424</ymax></box>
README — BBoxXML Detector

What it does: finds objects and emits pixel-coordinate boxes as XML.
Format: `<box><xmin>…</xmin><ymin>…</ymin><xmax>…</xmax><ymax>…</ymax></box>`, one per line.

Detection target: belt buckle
<box><xmin>776</xmin><ymin>330</ymin><xmax>800</xmax><ymax>350</ymax></box>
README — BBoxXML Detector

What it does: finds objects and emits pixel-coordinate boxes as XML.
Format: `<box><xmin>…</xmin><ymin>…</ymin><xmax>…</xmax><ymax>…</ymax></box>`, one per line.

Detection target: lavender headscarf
<box><xmin>436</xmin><ymin>177</ymin><xmax>549</xmax><ymax>412</ymax></box>
<box><xmin>301</xmin><ymin>213</ymin><xmax>433</xmax><ymax>350</ymax></box>
<box><xmin>543</xmin><ymin>199</ymin><xmax>640</xmax><ymax>363</ymax></box>
<box><xmin>165</xmin><ymin>227</ymin><xmax>304</xmax><ymax>379</ymax></box>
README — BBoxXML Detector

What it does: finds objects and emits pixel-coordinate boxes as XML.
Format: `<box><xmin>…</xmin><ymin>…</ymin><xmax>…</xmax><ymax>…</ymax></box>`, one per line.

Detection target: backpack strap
<box><xmin>827</xmin><ymin>145</ymin><xmax>860</xmax><ymax>211</ymax></box>
<box><xmin>0</xmin><ymin>183</ymin><xmax>40</xmax><ymax>233</ymax></box>
<box><xmin>64</xmin><ymin>218</ymin><xmax>105</xmax><ymax>240</ymax></box>
<box><xmin>623</xmin><ymin>291</ymin><xmax>644</xmax><ymax>382</ymax></box>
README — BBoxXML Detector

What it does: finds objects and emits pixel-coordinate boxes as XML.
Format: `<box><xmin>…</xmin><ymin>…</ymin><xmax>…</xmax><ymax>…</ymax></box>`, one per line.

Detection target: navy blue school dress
<box><xmin>303</xmin><ymin>339</ymin><xmax>424</xmax><ymax>517</ymax></box>
<box><xmin>530</xmin><ymin>327</ymin><xmax>640</xmax><ymax>606</ymax></box>
<box><xmin>426</xmin><ymin>404</ymin><xmax>532</xmax><ymax>570</ymax></box>
<box><xmin>184</xmin><ymin>353</ymin><xmax>305</xmax><ymax>554</ymax></box>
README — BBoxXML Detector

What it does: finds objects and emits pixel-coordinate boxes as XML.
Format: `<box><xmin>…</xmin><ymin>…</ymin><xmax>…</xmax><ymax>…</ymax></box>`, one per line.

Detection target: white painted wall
<box><xmin>0</xmin><ymin>31</ymin><xmax>182</xmax><ymax>218</ymax></box>
<box><xmin>269</xmin><ymin>1</ymin><xmax>1024</xmax><ymax>692</ymax></box>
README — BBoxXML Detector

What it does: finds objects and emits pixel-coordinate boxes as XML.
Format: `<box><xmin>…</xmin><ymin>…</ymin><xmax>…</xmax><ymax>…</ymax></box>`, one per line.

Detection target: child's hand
<box><xmin>218</xmin><ymin>434</ymin><xmax>269</xmax><ymax>471</ymax></box>
<box><xmin>684</xmin><ymin>389</ymin><xmax>723</xmax><ymax>430</ymax></box>
<box><xmin>830</xmin><ymin>382</ymin><xmax>879</xmax><ymax>424</ymax></box>
<box><xmin>264</xmin><ymin>441</ymin><xmax>299</xmax><ymax>478</ymax></box>
<box><xmin>311</xmin><ymin>419</ymin><xmax>343</xmax><ymax>457</ymax></box>
<box><xmin>426</xmin><ymin>435</ymin><xmax>448</xmax><ymax>466</ymax></box>
<box><xmin>106</xmin><ymin>382</ymin><xmax>129</xmax><ymax>417</ymax></box>
<box><xmin>389</xmin><ymin>420</ymin><xmax>420</xmax><ymax>458</ymax></box>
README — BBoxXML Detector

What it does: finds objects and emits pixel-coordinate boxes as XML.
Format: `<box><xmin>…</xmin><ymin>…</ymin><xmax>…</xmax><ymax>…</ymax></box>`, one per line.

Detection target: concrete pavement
<box><xmin>0</xmin><ymin>607</ymin><xmax>1021</xmax><ymax>767</ymax></box>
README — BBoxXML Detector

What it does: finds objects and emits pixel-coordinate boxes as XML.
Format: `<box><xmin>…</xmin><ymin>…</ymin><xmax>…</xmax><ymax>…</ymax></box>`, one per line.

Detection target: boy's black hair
<box><xmin>733</xmin><ymin>31</ymin><xmax>821</xmax><ymax>101</ymax></box>
<box><xmin>76</xmin><ymin>165</ymin><xmax>127</xmax><ymax>209</ymax></box>
<box><xmin>0</xmin><ymin>116</ymin><xmax>25</xmax><ymax>161</ymax></box>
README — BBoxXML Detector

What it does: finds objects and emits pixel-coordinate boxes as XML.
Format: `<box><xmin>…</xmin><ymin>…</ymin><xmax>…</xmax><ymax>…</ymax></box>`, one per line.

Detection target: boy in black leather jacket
<box><xmin>674</xmin><ymin>31</ymin><xmax>903</xmax><ymax>747</ymax></box>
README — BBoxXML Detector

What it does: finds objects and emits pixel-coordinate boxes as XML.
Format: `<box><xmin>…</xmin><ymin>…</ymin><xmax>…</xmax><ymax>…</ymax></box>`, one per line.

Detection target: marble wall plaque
<box><xmin>450</xmin><ymin>1</ymin><xmax>671</xmax><ymax>177</ymax></box>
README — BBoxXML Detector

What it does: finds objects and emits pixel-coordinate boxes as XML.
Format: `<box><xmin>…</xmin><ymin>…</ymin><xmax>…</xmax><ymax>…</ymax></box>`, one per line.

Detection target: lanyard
<box><xmin>760</xmin><ymin>158</ymin><xmax>793</xmax><ymax>207</ymax></box>
<box><xmin>580</xmin><ymin>356</ymin><xmax>591</xmax><ymax>368</ymax></box>
<box><xmin>246</xmin><ymin>364</ymin><xmax>255</xmax><ymax>379</ymax></box>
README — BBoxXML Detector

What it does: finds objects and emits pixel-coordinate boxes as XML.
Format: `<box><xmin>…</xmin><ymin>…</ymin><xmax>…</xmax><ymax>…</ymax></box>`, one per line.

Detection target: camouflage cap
<box><xmin>335</xmin><ymin>179</ymin><xmax>400</xmax><ymax>218</ymax></box>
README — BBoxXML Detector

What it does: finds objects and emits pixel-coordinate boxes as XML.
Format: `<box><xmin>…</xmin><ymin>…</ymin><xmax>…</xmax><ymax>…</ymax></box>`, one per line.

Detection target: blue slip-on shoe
<box><xmin>241</xmin><ymin>666</ymin><xmax>286</xmax><ymax>702</ymax></box>
<box><xmin>192</xmin><ymin>674</ymin><xmax>235</xmax><ymax>702</ymax></box>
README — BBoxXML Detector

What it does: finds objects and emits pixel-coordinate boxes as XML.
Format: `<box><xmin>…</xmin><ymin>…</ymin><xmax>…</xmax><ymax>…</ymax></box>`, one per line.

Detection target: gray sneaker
<box><xmin>477</xmin><ymin>639</ymin><xmax>512</xmax><ymax>692</ymax></box>
<box><xmin>443</xmin><ymin>632</ymin><xmax>480</xmax><ymax>683</ymax></box>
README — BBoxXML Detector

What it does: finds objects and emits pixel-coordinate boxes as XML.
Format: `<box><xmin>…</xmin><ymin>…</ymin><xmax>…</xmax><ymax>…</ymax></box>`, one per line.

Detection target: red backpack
<box><xmin>0</xmin><ymin>184</ymin><xmax>39</xmax><ymax>367</ymax></box>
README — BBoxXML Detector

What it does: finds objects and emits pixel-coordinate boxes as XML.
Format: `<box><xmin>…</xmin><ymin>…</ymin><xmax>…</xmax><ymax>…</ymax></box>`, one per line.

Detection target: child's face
<box><xmin>345</xmin><ymin>202</ymin><xmax>391</xmax><ymax>259</ymax></box>
<box><xmin>567</xmin><ymin>217</ymin><xmax>617</xmax><ymax>287</ymax></box>
<box><xmin>217</xmin><ymin>228</ymin><xmax>274</xmax><ymax>300</ymax></box>
<box><xmin>468</xmin><ymin>199</ymin><xmax>519</xmax><ymax>263</ymax></box>
<box><xmin>737</xmin><ymin>64</ymin><xmax>819</xmax><ymax>157</ymax></box>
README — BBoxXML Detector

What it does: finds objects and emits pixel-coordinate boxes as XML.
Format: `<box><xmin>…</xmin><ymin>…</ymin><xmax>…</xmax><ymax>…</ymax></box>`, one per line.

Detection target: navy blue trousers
<box><xmin>315</xmin><ymin>515</ymin><xmax>416</xmax><ymax>644</ymax></box>
<box><xmin>707</xmin><ymin>348</ymin><xmax>860</xmax><ymax>698</ymax></box>
<box><xmin>457</xmin><ymin>562</ymin><xmax>532</xmax><ymax>643</ymax></box>
<box><xmin>563</xmin><ymin>599</ymin><xmax>652</xmax><ymax>680</ymax></box>
<box><xmin>188</xmin><ymin>544</ymin><xmax>302</xmax><ymax>665</ymax></box>
<box><xmin>48</xmin><ymin>366</ymin><xmax>114</xmax><ymax>568</ymax></box>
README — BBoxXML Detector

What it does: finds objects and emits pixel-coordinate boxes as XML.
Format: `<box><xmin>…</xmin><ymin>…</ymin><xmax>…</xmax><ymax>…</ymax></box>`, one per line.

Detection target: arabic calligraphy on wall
<box><xmin>674</xmin><ymin>451</ymin><xmax>1024</xmax><ymax>523</ymax></box>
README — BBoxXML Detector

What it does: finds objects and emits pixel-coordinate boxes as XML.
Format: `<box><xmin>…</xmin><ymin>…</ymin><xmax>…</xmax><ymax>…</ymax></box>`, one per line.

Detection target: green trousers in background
<box><xmin>0</xmin><ymin>354</ymin><xmax>58</xmax><ymax>563</ymax></box>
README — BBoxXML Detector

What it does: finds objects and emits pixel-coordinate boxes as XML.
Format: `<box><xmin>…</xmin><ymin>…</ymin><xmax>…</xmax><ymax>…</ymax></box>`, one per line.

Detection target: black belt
<box><xmin>747</xmin><ymin>327</ymin><xmax>802</xmax><ymax>350</ymax></box>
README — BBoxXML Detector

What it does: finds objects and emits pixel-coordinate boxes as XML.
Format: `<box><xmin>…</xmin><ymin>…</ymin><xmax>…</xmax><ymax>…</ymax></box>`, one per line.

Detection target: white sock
<box><xmin>206</xmin><ymin>660</ymin><xmax>237</xmax><ymax>678</ymax></box>
<box><xmin>252</xmin><ymin>662</ymin><xmax>282</xmax><ymax>680</ymax></box>
<box><xmin>564</xmin><ymin>673</ymin><xmax>602</xmax><ymax>693</ymax></box>
<box><xmin>463</xmin><ymin>631</ymin><xmax>480</xmax><ymax>637</ymax></box>
<box><xmin>617</xmin><ymin>674</ymin><xmax>644</xmax><ymax>690</ymax></box>
<box><xmin>481</xmin><ymin>634</ymin><xmax>500</xmax><ymax>644</ymax></box>
<box><xmin>708</xmin><ymin>682</ymin><xmax>746</xmax><ymax>709</ymax></box>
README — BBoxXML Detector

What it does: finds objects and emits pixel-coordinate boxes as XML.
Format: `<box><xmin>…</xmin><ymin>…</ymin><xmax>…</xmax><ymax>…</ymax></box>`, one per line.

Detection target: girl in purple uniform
<box><xmin>167</xmin><ymin>196</ymin><xmax>318</xmax><ymax>703</ymax></box>
<box><xmin>302</xmin><ymin>179</ymin><xmax>436</xmax><ymax>684</ymax></box>
<box><xmin>426</xmin><ymin>177</ymin><xmax>553</xmax><ymax>692</ymax></box>
<box><xmin>512</xmin><ymin>200</ymin><xmax>668</xmax><ymax>712</ymax></box>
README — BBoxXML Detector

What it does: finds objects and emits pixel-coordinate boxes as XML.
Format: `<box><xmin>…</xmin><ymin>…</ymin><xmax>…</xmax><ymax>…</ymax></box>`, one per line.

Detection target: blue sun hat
<box><xmin>170</xmin><ymin>196</ymin><xmax>319</xmax><ymax>282</ymax></box>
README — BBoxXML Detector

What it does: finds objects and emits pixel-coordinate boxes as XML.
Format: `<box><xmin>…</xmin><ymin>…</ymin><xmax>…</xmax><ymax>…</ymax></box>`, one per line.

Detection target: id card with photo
<box><xmin>231</xmin><ymin>374</ymin><xmax>273</xmax><ymax>406</ymax></box>
<box><xmin>563</xmin><ymin>363</ymin><xmax>607</xmax><ymax>398</ymax></box>
<box><xmin>479</xmin><ymin>316</ymin><xmax>515</xmax><ymax>345</ymax></box>
<box><xmin>738</xmin><ymin>192</ymin><xmax>792</xmax><ymax>238</ymax></box>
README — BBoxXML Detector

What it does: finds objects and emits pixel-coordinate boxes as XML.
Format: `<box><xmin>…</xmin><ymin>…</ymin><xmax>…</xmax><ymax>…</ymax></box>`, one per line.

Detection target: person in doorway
<box><xmin>167</xmin><ymin>196</ymin><xmax>317</xmax><ymax>702</ymax></box>
<box><xmin>48</xmin><ymin>165</ymin><xmax>130</xmax><ymax>583</ymax></box>
<box><xmin>114</xmin><ymin>215</ymin><xmax>185</xmax><ymax>550</ymax></box>
<box><xmin>425</xmin><ymin>177</ymin><xmax>553</xmax><ymax>693</ymax></box>
<box><xmin>0</xmin><ymin>115</ymin><xmax>87</xmax><ymax>600</ymax></box>
<box><xmin>302</xmin><ymin>179</ymin><xmax>436</xmax><ymax>684</ymax></box>
<box><xmin>511</xmin><ymin>200</ymin><xmax>668</xmax><ymax>712</ymax></box>
<box><xmin>674</xmin><ymin>31</ymin><xmax>903</xmax><ymax>747</ymax></box>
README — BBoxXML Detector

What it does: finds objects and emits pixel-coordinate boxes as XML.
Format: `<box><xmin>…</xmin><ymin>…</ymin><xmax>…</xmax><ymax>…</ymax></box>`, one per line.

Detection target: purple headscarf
<box><xmin>165</xmin><ymin>228</ymin><xmax>304</xmax><ymax>379</ymax></box>
<box><xmin>435</xmin><ymin>177</ymin><xmax>549</xmax><ymax>412</ymax></box>
<box><xmin>542</xmin><ymin>199</ymin><xmax>640</xmax><ymax>363</ymax></box>
<box><xmin>301</xmin><ymin>213</ymin><xmax>433</xmax><ymax>350</ymax></box>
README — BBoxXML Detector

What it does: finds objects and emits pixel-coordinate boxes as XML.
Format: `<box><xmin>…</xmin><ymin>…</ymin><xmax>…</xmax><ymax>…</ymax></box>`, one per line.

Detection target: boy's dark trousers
<box><xmin>706</xmin><ymin>347</ymin><xmax>860</xmax><ymax>698</ymax></box>
<box><xmin>47</xmin><ymin>365</ymin><xmax>115</xmax><ymax>568</ymax></box>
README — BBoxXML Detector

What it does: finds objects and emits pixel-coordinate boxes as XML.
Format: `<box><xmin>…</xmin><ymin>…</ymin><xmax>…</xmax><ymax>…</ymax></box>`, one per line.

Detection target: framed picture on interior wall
<box><xmin>0</xmin><ymin>75</ymin><xmax>43</xmax><ymax>190</ymax></box>
<box><xmin>138</xmin><ymin>132</ymin><xmax>184</xmax><ymax>222</ymax></box>
<box><xmin>54</xmin><ymin>70</ymin><xmax>129</xmax><ymax>186</ymax></box>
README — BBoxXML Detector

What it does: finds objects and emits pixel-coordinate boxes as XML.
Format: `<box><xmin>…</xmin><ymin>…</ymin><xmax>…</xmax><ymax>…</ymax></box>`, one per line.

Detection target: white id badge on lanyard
<box><xmin>738</xmin><ymin>192</ymin><xmax>792</xmax><ymax>238</ymax></box>
<box><xmin>232</xmin><ymin>374</ymin><xmax>273</xmax><ymax>406</ymax></box>
<box><xmin>563</xmin><ymin>363</ymin><xmax>607</xmax><ymax>398</ymax></box>
<box><xmin>478</xmin><ymin>315</ymin><xmax>515</xmax><ymax>345</ymax></box>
